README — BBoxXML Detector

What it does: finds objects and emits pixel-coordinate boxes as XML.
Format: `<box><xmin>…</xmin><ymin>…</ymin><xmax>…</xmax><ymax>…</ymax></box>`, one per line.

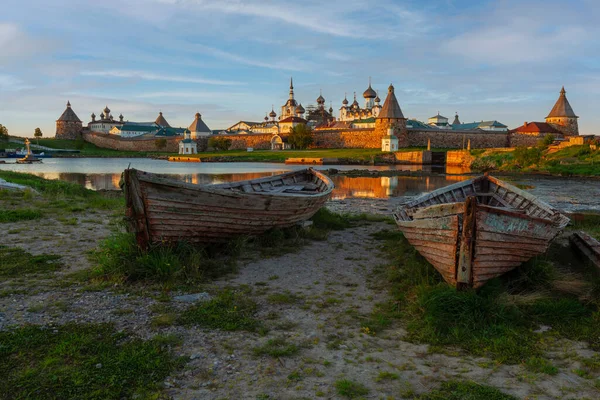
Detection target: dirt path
<box><xmin>1</xmin><ymin>215</ymin><xmax>599</xmax><ymax>399</ymax></box>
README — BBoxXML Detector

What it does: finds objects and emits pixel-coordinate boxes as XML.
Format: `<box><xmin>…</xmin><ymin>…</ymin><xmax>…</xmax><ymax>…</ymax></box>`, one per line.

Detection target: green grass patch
<box><xmin>267</xmin><ymin>291</ymin><xmax>301</xmax><ymax>304</ymax></box>
<box><xmin>371</xmin><ymin>228</ymin><xmax>600</xmax><ymax>364</ymax></box>
<box><xmin>375</xmin><ymin>371</ymin><xmax>399</xmax><ymax>382</ymax></box>
<box><xmin>418</xmin><ymin>380</ymin><xmax>517</xmax><ymax>400</ymax></box>
<box><xmin>0</xmin><ymin>171</ymin><xmax>124</xmax><ymax>211</ymax></box>
<box><xmin>524</xmin><ymin>356</ymin><xmax>559</xmax><ymax>375</ymax></box>
<box><xmin>178</xmin><ymin>289</ymin><xmax>260</xmax><ymax>331</ymax></box>
<box><xmin>0</xmin><ymin>208</ymin><xmax>43</xmax><ymax>223</ymax></box>
<box><xmin>311</xmin><ymin>208</ymin><xmax>352</xmax><ymax>230</ymax></box>
<box><xmin>334</xmin><ymin>379</ymin><xmax>369</xmax><ymax>398</ymax></box>
<box><xmin>253</xmin><ymin>337</ymin><xmax>299</xmax><ymax>357</ymax></box>
<box><xmin>0</xmin><ymin>246</ymin><xmax>62</xmax><ymax>277</ymax></box>
<box><xmin>0</xmin><ymin>323</ymin><xmax>182</xmax><ymax>400</ymax></box>
<box><xmin>90</xmin><ymin>232</ymin><xmax>236</xmax><ymax>283</ymax></box>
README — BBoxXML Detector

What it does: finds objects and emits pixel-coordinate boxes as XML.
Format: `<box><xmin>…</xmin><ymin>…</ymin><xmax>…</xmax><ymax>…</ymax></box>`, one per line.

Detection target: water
<box><xmin>1</xmin><ymin>158</ymin><xmax>598</xmax><ymax>211</ymax></box>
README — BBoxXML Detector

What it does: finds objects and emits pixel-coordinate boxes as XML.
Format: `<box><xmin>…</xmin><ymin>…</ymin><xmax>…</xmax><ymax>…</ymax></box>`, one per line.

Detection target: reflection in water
<box><xmin>27</xmin><ymin>171</ymin><xmax>471</xmax><ymax>199</ymax></box>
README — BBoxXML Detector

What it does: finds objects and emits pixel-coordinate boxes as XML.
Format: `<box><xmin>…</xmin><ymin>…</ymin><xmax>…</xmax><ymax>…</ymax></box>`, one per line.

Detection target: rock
<box><xmin>96</xmin><ymin>363</ymin><xmax>102</xmax><ymax>369</ymax></box>
<box><xmin>190</xmin><ymin>353</ymin><xmax>201</xmax><ymax>360</ymax></box>
<box><xmin>534</xmin><ymin>325</ymin><xmax>552</xmax><ymax>333</ymax></box>
<box><xmin>174</xmin><ymin>293</ymin><xmax>211</xmax><ymax>303</ymax></box>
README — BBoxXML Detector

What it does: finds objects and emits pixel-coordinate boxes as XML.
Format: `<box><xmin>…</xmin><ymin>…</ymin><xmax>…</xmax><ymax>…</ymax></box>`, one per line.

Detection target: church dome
<box><xmin>269</xmin><ymin>109</ymin><xmax>277</xmax><ymax>118</ymax></box>
<box><xmin>363</xmin><ymin>84</ymin><xmax>376</xmax><ymax>99</ymax></box>
<box><xmin>104</xmin><ymin>106</ymin><xmax>110</xmax><ymax>114</ymax></box>
<box><xmin>342</xmin><ymin>96</ymin><xmax>348</xmax><ymax>105</ymax></box>
<box><xmin>316</xmin><ymin>94</ymin><xmax>325</xmax><ymax>104</ymax></box>
<box><xmin>296</xmin><ymin>103</ymin><xmax>305</xmax><ymax>113</ymax></box>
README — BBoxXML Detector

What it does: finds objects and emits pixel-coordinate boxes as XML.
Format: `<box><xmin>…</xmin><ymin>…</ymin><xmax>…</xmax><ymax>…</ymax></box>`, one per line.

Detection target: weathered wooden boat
<box><xmin>394</xmin><ymin>174</ymin><xmax>570</xmax><ymax>289</ymax></box>
<box><xmin>570</xmin><ymin>231</ymin><xmax>600</xmax><ymax>270</ymax></box>
<box><xmin>122</xmin><ymin>168</ymin><xmax>334</xmax><ymax>247</ymax></box>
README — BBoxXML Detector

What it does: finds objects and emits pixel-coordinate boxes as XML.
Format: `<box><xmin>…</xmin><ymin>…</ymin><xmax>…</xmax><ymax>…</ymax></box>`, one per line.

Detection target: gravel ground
<box><xmin>1</xmin><ymin>199</ymin><xmax>599</xmax><ymax>399</ymax></box>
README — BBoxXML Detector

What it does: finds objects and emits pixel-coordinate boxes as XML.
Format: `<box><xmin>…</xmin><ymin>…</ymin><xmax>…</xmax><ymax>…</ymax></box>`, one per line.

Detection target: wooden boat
<box><xmin>394</xmin><ymin>174</ymin><xmax>569</xmax><ymax>289</ymax></box>
<box><xmin>122</xmin><ymin>168</ymin><xmax>334</xmax><ymax>248</ymax></box>
<box><xmin>570</xmin><ymin>231</ymin><xmax>600</xmax><ymax>270</ymax></box>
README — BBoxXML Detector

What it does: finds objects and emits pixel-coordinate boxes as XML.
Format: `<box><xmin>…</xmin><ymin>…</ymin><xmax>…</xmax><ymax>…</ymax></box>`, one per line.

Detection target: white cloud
<box><xmin>0</xmin><ymin>22</ymin><xmax>55</xmax><ymax>63</ymax></box>
<box><xmin>79</xmin><ymin>70</ymin><xmax>242</xmax><ymax>85</ymax></box>
<box><xmin>0</xmin><ymin>74</ymin><xmax>34</xmax><ymax>91</ymax></box>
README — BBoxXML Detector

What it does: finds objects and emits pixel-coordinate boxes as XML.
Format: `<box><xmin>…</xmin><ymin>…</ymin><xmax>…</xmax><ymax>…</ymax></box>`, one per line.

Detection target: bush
<box><xmin>539</xmin><ymin>134</ymin><xmax>555</xmax><ymax>148</ymax></box>
<box><xmin>208</xmin><ymin>136</ymin><xmax>232</xmax><ymax>151</ymax></box>
<box><xmin>154</xmin><ymin>138</ymin><xmax>167</xmax><ymax>150</ymax></box>
<box><xmin>288</xmin><ymin>124</ymin><xmax>314</xmax><ymax>150</ymax></box>
<box><xmin>513</xmin><ymin>146</ymin><xmax>541</xmax><ymax>168</ymax></box>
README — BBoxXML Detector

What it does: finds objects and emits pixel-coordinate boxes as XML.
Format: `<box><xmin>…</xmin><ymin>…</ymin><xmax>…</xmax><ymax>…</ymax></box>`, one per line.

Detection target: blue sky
<box><xmin>1</xmin><ymin>0</ymin><xmax>598</xmax><ymax>137</ymax></box>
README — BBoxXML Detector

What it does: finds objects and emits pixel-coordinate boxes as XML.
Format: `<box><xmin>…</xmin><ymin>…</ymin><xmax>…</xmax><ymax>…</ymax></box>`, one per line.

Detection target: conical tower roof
<box><xmin>376</xmin><ymin>84</ymin><xmax>405</xmax><ymax>119</ymax></box>
<box><xmin>546</xmin><ymin>87</ymin><xmax>578</xmax><ymax>118</ymax></box>
<box><xmin>188</xmin><ymin>112</ymin><xmax>211</xmax><ymax>133</ymax></box>
<box><xmin>452</xmin><ymin>113</ymin><xmax>461</xmax><ymax>125</ymax></box>
<box><xmin>57</xmin><ymin>101</ymin><xmax>81</xmax><ymax>122</ymax></box>
<box><xmin>155</xmin><ymin>111</ymin><xmax>171</xmax><ymax>127</ymax></box>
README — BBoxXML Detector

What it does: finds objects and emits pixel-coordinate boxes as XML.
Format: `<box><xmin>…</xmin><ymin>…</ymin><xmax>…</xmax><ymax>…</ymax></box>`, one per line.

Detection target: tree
<box><xmin>0</xmin><ymin>124</ymin><xmax>8</xmax><ymax>140</ymax></box>
<box><xmin>288</xmin><ymin>124</ymin><xmax>313</xmax><ymax>150</ymax></box>
<box><xmin>539</xmin><ymin>134</ymin><xmax>555</xmax><ymax>148</ymax></box>
<box><xmin>34</xmin><ymin>127</ymin><xmax>43</xmax><ymax>145</ymax></box>
<box><xmin>208</xmin><ymin>136</ymin><xmax>232</xmax><ymax>151</ymax></box>
<box><xmin>155</xmin><ymin>138</ymin><xmax>167</xmax><ymax>151</ymax></box>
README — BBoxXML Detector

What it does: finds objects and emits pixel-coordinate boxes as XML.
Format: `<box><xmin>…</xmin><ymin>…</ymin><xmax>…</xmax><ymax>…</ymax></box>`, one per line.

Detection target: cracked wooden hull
<box><xmin>122</xmin><ymin>168</ymin><xmax>334</xmax><ymax>247</ymax></box>
<box><xmin>394</xmin><ymin>175</ymin><xmax>569</xmax><ymax>288</ymax></box>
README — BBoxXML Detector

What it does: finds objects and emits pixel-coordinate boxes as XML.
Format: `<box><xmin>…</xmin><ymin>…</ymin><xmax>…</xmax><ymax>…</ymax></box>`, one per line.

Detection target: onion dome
<box><xmin>104</xmin><ymin>106</ymin><xmax>110</xmax><ymax>115</ymax></box>
<box><xmin>363</xmin><ymin>80</ymin><xmax>376</xmax><ymax>99</ymax></box>
<box><xmin>351</xmin><ymin>92</ymin><xmax>359</xmax><ymax>108</ymax></box>
<box><xmin>374</xmin><ymin>91</ymin><xmax>381</xmax><ymax>103</ymax></box>
<box><xmin>91</xmin><ymin>112</ymin><xmax>96</xmax><ymax>119</ymax></box>
<box><xmin>119</xmin><ymin>113</ymin><xmax>124</xmax><ymax>121</ymax></box>
<box><xmin>264</xmin><ymin>115</ymin><xmax>269</xmax><ymax>121</ymax></box>
<box><xmin>342</xmin><ymin>94</ymin><xmax>349</xmax><ymax>105</ymax></box>
<box><xmin>296</xmin><ymin>103</ymin><xmax>305</xmax><ymax>114</ymax></box>
<box><xmin>269</xmin><ymin>107</ymin><xmax>277</xmax><ymax>118</ymax></box>
<box><xmin>316</xmin><ymin>90</ymin><xmax>325</xmax><ymax>105</ymax></box>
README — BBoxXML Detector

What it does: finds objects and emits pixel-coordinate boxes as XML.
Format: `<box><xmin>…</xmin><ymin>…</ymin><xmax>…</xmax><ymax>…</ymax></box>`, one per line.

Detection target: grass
<box><xmin>267</xmin><ymin>291</ymin><xmax>301</xmax><ymax>304</ymax></box>
<box><xmin>0</xmin><ymin>323</ymin><xmax>182</xmax><ymax>400</ymax></box>
<box><xmin>0</xmin><ymin>171</ymin><xmax>124</xmax><ymax>211</ymax></box>
<box><xmin>89</xmin><ymin>232</ymin><xmax>236</xmax><ymax>284</ymax></box>
<box><xmin>524</xmin><ymin>357</ymin><xmax>559</xmax><ymax>375</ymax></box>
<box><xmin>178</xmin><ymin>289</ymin><xmax>260</xmax><ymax>331</ymax></box>
<box><xmin>22</xmin><ymin>137</ymin><xmax>153</xmax><ymax>157</ymax></box>
<box><xmin>0</xmin><ymin>246</ymin><xmax>62</xmax><ymax>277</ymax></box>
<box><xmin>470</xmin><ymin>144</ymin><xmax>600</xmax><ymax>176</ymax></box>
<box><xmin>0</xmin><ymin>208</ymin><xmax>43</xmax><ymax>223</ymax></box>
<box><xmin>89</xmin><ymin>208</ymin><xmax>357</xmax><ymax>285</ymax></box>
<box><xmin>370</xmin><ymin>228</ymin><xmax>600</xmax><ymax>364</ymax></box>
<box><xmin>417</xmin><ymin>380</ymin><xmax>517</xmax><ymax>400</ymax></box>
<box><xmin>252</xmin><ymin>337</ymin><xmax>300</xmax><ymax>357</ymax></box>
<box><xmin>334</xmin><ymin>379</ymin><xmax>369</xmax><ymax>399</ymax></box>
<box><xmin>570</xmin><ymin>213</ymin><xmax>600</xmax><ymax>240</ymax></box>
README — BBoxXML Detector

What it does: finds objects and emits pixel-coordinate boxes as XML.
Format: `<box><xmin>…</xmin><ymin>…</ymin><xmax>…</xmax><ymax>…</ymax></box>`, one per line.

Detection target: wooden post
<box><xmin>457</xmin><ymin>196</ymin><xmax>476</xmax><ymax>288</ymax></box>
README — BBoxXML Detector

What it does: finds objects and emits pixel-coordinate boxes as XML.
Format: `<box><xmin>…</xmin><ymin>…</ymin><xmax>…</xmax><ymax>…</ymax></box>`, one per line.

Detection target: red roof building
<box><xmin>510</xmin><ymin>121</ymin><xmax>562</xmax><ymax>136</ymax></box>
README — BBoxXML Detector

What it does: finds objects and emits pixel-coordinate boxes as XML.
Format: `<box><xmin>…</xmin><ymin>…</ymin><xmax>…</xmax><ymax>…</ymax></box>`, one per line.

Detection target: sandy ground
<box><xmin>1</xmin><ymin>200</ymin><xmax>599</xmax><ymax>399</ymax></box>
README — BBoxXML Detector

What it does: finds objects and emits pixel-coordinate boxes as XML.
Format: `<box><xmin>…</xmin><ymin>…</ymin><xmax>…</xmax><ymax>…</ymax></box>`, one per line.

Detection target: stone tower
<box><xmin>55</xmin><ymin>101</ymin><xmax>83</xmax><ymax>139</ymax></box>
<box><xmin>545</xmin><ymin>87</ymin><xmax>579</xmax><ymax>136</ymax></box>
<box><xmin>375</xmin><ymin>84</ymin><xmax>407</xmax><ymax>146</ymax></box>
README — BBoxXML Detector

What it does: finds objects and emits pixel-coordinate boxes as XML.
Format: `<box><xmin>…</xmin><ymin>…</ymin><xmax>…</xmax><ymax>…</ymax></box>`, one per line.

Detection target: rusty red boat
<box><xmin>394</xmin><ymin>174</ymin><xmax>569</xmax><ymax>288</ymax></box>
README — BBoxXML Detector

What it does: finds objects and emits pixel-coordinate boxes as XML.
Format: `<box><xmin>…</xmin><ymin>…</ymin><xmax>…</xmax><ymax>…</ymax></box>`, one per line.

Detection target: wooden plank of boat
<box><xmin>122</xmin><ymin>167</ymin><xmax>334</xmax><ymax>247</ymax></box>
<box><xmin>394</xmin><ymin>175</ymin><xmax>569</xmax><ymax>289</ymax></box>
<box><xmin>569</xmin><ymin>231</ymin><xmax>600</xmax><ymax>270</ymax></box>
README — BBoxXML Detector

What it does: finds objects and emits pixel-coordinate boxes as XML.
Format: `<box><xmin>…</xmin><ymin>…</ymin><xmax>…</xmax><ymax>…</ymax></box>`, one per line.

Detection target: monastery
<box><xmin>55</xmin><ymin>80</ymin><xmax>582</xmax><ymax>152</ymax></box>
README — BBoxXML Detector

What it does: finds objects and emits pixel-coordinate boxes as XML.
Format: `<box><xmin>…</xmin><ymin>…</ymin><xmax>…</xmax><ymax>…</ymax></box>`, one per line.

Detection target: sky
<box><xmin>1</xmin><ymin>0</ymin><xmax>599</xmax><ymax>137</ymax></box>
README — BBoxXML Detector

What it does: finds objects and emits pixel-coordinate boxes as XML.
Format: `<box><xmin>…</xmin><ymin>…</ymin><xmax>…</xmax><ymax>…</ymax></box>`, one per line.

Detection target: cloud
<box><xmin>0</xmin><ymin>74</ymin><xmax>34</xmax><ymax>91</ymax></box>
<box><xmin>79</xmin><ymin>70</ymin><xmax>242</xmax><ymax>85</ymax></box>
<box><xmin>0</xmin><ymin>22</ymin><xmax>55</xmax><ymax>63</ymax></box>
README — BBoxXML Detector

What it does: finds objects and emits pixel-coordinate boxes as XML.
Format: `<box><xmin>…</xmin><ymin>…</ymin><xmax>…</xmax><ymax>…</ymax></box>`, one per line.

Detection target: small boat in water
<box><xmin>122</xmin><ymin>168</ymin><xmax>334</xmax><ymax>248</ymax></box>
<box><xmin>394</xmin><ymin>174</ymin><xmax>569</xmax><ymax>289</ymax></box>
